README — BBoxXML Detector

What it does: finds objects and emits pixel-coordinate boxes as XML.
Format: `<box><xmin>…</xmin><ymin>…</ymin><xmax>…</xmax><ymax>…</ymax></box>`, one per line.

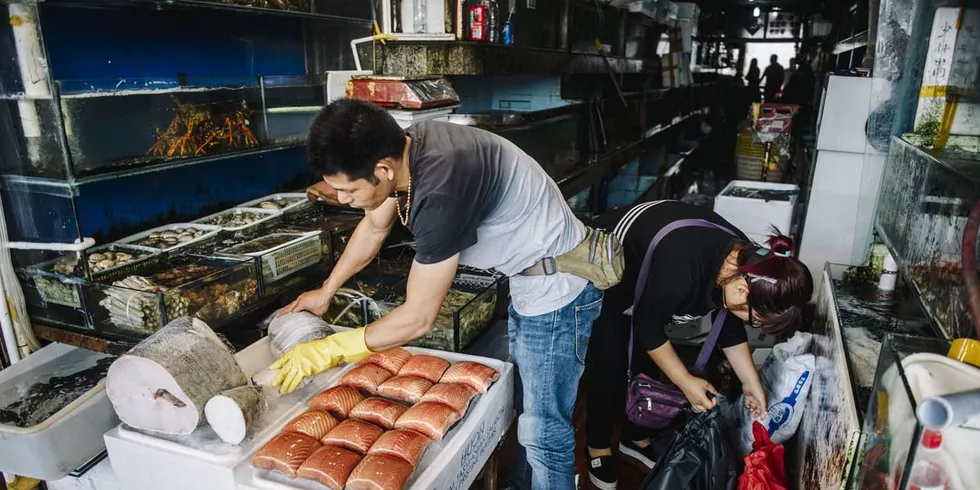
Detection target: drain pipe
<box><xmin>9</xmin><ymin>2</ymin><xmax>51</xmax><ymax>166</ymax></box>
<box><xmin>861</xmin><ymin>0</ymin><xmax>882</xmax><ymax>69</ymax></box>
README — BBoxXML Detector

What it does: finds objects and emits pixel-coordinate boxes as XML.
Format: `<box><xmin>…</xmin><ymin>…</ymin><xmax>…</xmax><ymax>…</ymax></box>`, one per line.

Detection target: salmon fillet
<box><xmin>440</xmin><ymin>361</ymin><xmax>499</xmax><ymax>394</ymax></box>
<box><xmin>418</xmin><ymin>383</ymin><xmax>478</xmax><ymax>416</ymax></box>
<box><xmin>251</xmin><ymin>432</ymin><xmax>321</xmax><ymax>478</ymax></box>
<box><xmin>322</xmin><ymin>419</ymin><xmax>385</xmax><ymax>454</ymax></box>
<box><xmin>349</xmin><ymin>397</ymin><xmax>409</xmax><ymax>430</ymax></box>
<box><xmin>397</xmin><ymin>354</ymin><xmax>450</xmax><ymax>383</ymax></box>
<box><xmin>368</xmin><ymin>429</ymin><xmax>431</xmax><ymax>467</ymax></box>
<box><xmin>297</xmin><ymin>445</ymin><xmax>362</xmax><ymax>490</ymax></box>
<box><xmin>393</xmin><ymin>402</ymin><xmax>461</xmax><ymax>440</ymax></box>
<box><xmin>309</xmin><ymin>385</ymin><xmax>364</xmax><ymax>418</ymax></box>
<box><xmin>377</xmin><ymin>375</ymin><xmax>434</xmax><ymax>404</ymax></box>
<box><xmin>363</xmin><ymin>347</ymin><xmax>413</xmax><ymax>373</ymax></box>
<box><xmin>282</xmin><ymin>409</ymin><xmax>338</xmax><ymax>441</ymax></box>
<box><xmin>341</xmin><ymin>364</ymin><xmax>395</xmax><ymax>394</ymax></box>
<box><xmin>347</xmin><ymin>454</ymin><xmax>414</xmax><ymax>490</ymax></box>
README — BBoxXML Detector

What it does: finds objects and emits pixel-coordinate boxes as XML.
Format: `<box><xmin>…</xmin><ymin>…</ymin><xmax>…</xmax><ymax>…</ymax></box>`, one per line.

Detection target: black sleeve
<box><xmin>716</xmin><ymin>309</ymin><xmax>749</xmax><ymax>348</ymax></box>
<box><xmin>411</xmin><ymin>193</ymin><xmax>480</xmax><ymax>264</ymax></box>
<box><xmin>633</xmin><ymin>259</ymin><xmax>692</xmax><ymax>351</ymax></box>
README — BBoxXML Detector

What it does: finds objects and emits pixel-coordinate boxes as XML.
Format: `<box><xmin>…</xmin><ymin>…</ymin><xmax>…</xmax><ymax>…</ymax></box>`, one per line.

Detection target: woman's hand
<box><xmin>279</xmin><ymin>287</ymin><xmax>334</xmax><ymax>317</ymax></box>
<box><xmin>743</xmin><ymin>382</ymin><xmax>768</xmax><ymax>418</ymax></box>
<box><xmin>678</xmin><ymin>374</ymin><xmax>719</xmax><ymax>412</ymax></box>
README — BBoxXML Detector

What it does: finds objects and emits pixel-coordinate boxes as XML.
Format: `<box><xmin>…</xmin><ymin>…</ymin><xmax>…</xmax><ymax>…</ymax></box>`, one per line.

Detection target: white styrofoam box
<box><xmin>816</xmin><ymin>76</ymin><xmax>876</xmax><ymax>153</ymax></box>
<box><xmin>325</xmin><ymin>70</ymin><xmax>371</xmax><ymax>103</ymax></box>
<box><xmin>914</xmin><ymin>8</ymin><xmax>980</xmax><ymax>138</ymax></box>
<box><xmin>106</xmin><ymin>336</ymin><xmax>514</xmax><ymax>490</ymax></box>
<box><xmin>47</xmin><ymin>458</ymin><xmax>123</xmax><ymax>490</ymax></box>
<box><xmin>0</xmin><ymin>343</ymin><xmax>119</xmax><ymax>481</ymax></box>
<box><xmin>798</xmin><ymin>151</ymin><xmax>866</xmax><ymax>283</ymax></box>
<box><xmin>399</xmin><ymin>0</ymin><xmax>448</xmax><ymax>35</ymax></box>
<box><xmin>675</xmin><ymin>1</ymin><xmax>699</xmax><ymax>20</ymax></box>
<box><xmin>713</xmin><ymin>180</ymin><xmax>798</xmax><ymax>247</ymax></box>
<box><xmin>389</xmin><ymin>106</ymin><xmax>458</xmax><ymax>129</ymax></box>
<box><xmin>677</xmin><ymin>19</ymin><xmax>695</xmax><ymax>53</ymax></box>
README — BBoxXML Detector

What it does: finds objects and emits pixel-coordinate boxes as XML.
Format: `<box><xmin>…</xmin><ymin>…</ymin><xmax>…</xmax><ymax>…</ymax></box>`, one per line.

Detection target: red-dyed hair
<box><xmin>735</xmin><ymin>232</ymin><xmax>814</xmax><ymax>336</ymax></box>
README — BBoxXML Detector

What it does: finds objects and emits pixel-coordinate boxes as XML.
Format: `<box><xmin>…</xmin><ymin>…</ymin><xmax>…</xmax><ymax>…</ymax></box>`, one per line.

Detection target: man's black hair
<box><xmin>306</xmin><ymin>98</ymin><xmax>405</xmax><ymax>183</ymax></box>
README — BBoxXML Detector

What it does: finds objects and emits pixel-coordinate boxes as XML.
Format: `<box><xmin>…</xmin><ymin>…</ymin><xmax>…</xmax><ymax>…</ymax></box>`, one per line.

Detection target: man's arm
<box><xmin>363</xmin><ymin>254</ymin><xmax>459</xmax><ymax>351</ymax></box>
<box><xmin>321</xmin><ymin>198</ymin><xmax>398</xmax><ymax>296</ymax></box>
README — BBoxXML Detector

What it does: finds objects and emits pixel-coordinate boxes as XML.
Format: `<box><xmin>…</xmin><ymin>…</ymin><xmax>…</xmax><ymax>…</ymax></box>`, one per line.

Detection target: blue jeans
<box><xmin>507</xmin><ymin>283</ymin><xmax>603</xmax><ymax>490</ymax></box>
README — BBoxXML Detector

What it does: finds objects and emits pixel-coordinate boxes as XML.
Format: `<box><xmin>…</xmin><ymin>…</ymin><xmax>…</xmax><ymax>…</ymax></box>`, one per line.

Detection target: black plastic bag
<box><xmin>639</xmin><ymin>407</ymin><xmax>740</xmax><ymax>490</ymax></box>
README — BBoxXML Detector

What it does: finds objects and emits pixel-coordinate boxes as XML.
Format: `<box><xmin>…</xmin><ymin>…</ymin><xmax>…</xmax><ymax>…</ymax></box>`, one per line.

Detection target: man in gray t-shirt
<box><xmin>272</xmin><ymin>99</ymin><xmax>602</xmax><ymax>490</ymax></box>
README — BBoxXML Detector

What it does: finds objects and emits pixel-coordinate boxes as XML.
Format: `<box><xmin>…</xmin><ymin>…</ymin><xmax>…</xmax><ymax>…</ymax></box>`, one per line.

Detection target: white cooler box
<box><xmin>0</xmin><ymin>343</ymin><xmax>118</xmax><ymax>481</ymax></box>
<box><xmin>105</xmin><ymin>336</ymin><xmax>514</xmax><ymax>490</ymax></box>
<box><xmin>713</xmin><ymin>180</ymin><xmax>798</xmax><ymax>246</ymax></box>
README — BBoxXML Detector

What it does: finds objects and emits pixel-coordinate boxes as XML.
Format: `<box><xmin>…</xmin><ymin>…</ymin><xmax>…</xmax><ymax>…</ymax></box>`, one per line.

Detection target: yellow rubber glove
<box><xmin>270</xmin><ymin>328</ymin><xmax>372</xmax><ymax>394</ymax></box>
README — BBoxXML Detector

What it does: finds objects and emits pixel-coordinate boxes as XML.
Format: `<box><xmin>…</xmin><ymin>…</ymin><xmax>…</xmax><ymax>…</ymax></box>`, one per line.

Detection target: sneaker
<box><xmin>585</xmin><ymin>451</ymin><xmax>618</xmax><ymax>490</ymax></box>
<box><xmin>618</xmin><ymin>440</ymin><xmax>658</xmax><ymax>469</ymax></box>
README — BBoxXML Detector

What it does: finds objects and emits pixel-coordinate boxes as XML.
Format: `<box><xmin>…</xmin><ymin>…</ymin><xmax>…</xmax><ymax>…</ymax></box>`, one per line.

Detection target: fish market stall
<box><xmin>103</xmin><ymin>327</ymin><xmax>514</xmax><ymax>490</ymax></box>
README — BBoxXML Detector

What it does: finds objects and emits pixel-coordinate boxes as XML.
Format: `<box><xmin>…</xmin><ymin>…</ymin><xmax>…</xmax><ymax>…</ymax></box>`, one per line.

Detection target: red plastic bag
<box><xmin>737</xmin><ymin>421</ymin><xmax>788</xmax><ymax>490</ymax></box>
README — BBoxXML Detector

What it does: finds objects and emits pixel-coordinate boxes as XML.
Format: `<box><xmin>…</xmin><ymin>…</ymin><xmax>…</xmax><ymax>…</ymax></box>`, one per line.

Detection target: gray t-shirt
<box><xmin>406</xmin><ymin>121</ymin><xmax>587</xmax><ymax>316</ymax></box>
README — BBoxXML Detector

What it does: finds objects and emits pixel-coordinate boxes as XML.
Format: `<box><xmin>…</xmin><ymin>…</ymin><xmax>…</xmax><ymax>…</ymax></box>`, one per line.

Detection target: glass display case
<box><xmin>875</xmin><ymin>136</ymin><xmax>980</xmax><ymax>340</ymax></box>
<box><xmin>285</xmin><ymin>205</ymin><xmax>363</xmax><ymax>263</ymax></box>
<box><xmin>851</xmin><ymin>333</ymin><xmax>980</xmax><ymax>490</ymax></box>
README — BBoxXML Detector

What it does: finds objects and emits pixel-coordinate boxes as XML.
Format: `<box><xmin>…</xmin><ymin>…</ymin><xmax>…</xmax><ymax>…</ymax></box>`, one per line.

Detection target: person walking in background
<box><xmin>762</xmin><ymin>54</ymin><xmax>785</xmax><ymax>102</ymax></box>
<box><xmin>745</xmin><ymin>58</ymin><xmax>761</xmax><ymax>103</ymax></box>
<box><xmin>782</xmin><ymin>57</ymin><xmax>797</xmax><ymax>93</ymax></box>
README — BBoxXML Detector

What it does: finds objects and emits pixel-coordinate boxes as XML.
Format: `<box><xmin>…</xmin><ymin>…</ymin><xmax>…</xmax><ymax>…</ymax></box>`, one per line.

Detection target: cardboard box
<box><xmin>913</xmin><ymin>8</ymin><xmax>980</xmax><ymax>145</ymax></box>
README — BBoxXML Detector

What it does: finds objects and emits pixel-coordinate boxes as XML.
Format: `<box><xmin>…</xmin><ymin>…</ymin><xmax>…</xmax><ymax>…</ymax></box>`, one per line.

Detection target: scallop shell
<box><xmin>116</xmin><ymin>253</ymin><xmax>134</xmax><ymax>262</ymax></box>
<box><xmin>88</xmin><ymin>253</ymin><xmax>106</xmax><ymax>263</ymax></box>
<box><xmin>96</xmin><ymin>259</ymin><xmax>115</xmax><ymax>270</ymax></box>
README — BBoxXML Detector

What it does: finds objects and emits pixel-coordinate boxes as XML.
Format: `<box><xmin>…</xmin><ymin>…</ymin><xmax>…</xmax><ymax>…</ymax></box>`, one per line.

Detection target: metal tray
<box><xmin>116</xmin><ymin>224</ymin><xmax>222</xmax><ymax>253</ymax></box>
<box><xmin>86</xmin><ymin>244</ymin><xmax>162</xmax><ymax>281</ymax></box>
<box><xmin>237</xmin><ymin>193</ymin><xmax>310</xmax><ymax>214</ymax></box>
<box><xmin>192</xmin><ymin>207</ymin><xmax>281</xmax><ymax>233</ymax></box>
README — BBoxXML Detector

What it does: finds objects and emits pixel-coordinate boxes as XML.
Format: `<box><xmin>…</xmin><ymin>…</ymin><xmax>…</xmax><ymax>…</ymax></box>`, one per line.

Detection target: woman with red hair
<box><xmin>583</xmin><ymin>200</ymin><xmax>813</xmax><ymax>490</ymax></box>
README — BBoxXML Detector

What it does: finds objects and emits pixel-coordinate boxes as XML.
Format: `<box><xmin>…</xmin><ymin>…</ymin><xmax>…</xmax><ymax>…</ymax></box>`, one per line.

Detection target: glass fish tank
<box><xmin>285</xmin><ymin>205</ymin><xmax>364</xmax><ymax>264</ymax></box>
<box><xmin>84</xmin><ymin>254</ymin><xmax>259</xmax><ymax>337</ymax></box>
<box><xmin>875</xmin><ymin>136</ymin><xmax>980</xmax><ymax>340</ymax></box>
<box><xmin>261</xmin><ymin>76</ymin><xmax>326</xmax><ymax>146</ymax></box>
<box><xmin>58</xmin><ymin>78</ymin><xmax>266</xmax><ymax>176</ymax></box>
<box><xmin>369</xmin><ymin>271</ymin><xmax>502</xmax><ymax>352</ymax></box>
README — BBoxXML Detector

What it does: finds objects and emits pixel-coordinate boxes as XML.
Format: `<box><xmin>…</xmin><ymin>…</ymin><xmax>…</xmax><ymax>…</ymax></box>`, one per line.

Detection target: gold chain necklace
<box><xmin>395</xmin><ymin>171</ymin><xmax>411</xmax><ymax>227</ymax></box>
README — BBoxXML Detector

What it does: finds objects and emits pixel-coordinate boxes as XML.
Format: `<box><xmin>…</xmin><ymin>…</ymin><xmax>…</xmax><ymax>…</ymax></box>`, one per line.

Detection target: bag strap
<box><xmin>627</xmin><ymin>218</ymin><xmax>738</xmax><ymax>380</ymax></box>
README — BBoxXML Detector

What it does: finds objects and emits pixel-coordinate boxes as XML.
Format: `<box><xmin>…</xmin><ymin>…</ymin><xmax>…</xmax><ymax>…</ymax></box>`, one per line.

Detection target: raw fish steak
<box><xmin>341</xmin><ymin>364</ymin><xmax>394</xmax><ymax>394</ymax></box>
<box><xmin>419</xmin><ymin>383</ymin><xmax>478</xmax><ymax>416</ymax></box>
<box><xmin>394</xmin><ymin>402</ymin><xmax>461</xmax><ymax>440</ymax></box>
<box><xmin>297</xmin><ymin>445</ymin><xmax>362</xmax><ymax>490</ymax></box>
<box><xmin>363</xmin><ymin>347</ymin><xmax>412</xmax><ymax>373</ymax></box>
<box><xmin>377</xmin><ymin>375</ymin><xmax>434</xmax><ymax>404</ymax></box>
<box><xmin>440</xmin><ymin>361</ymin><xmax>499</xmax><ymax>394</ymax></box>
<box><xmin>397</xmin><ymin>354</ymin><xmax>450</xmax><ymax>383</ymax></box>
<box><xmin>309</xmin><ymin>385</ymin><xmax>364</xmax><ymax>417</ymax></box>
<box><xmin>322</xmin><ymin>419</ymin><xmax>384</xmax><ymax>454</ymax></box>
<box><xmin>347</xmin><ymin>454</ymin><xmax>414</xmax><ymax>490</ymax></box>
<box><xmin>369</xmin><ymin>429</ymin><xmax>431</xmax><ymax>467</ymax></box>
<box><xmin>349</xmin><ymin>397</ymin><xmax>409</xmax><ymax>429</ymax></box>
<box><xmin>282</xmin><ymin>409</ymin><xmax>338</xmax><ymax>441</ymax></box>
<box><xmin>251</xmin><ymin>432</ymin><xmax>321</xmax><ymax>478</ymax></box>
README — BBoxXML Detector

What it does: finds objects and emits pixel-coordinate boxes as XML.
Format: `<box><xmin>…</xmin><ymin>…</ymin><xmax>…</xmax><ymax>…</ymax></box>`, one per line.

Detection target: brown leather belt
<box><xmin>520</xmin><ymin>257</ymin><xmax>558</xmax><ymax>276</ymax></box>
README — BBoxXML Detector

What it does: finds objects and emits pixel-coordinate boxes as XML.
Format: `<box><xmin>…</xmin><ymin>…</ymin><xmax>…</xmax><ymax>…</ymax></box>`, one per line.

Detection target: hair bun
<box><xmin>767</xmin><ymin>234</ymin><xmax>794</xmax><ymax>256</ymax></box>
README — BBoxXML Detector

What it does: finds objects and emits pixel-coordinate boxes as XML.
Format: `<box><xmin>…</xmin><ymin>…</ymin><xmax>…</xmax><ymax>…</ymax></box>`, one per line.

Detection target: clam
<box><xmin>96</xmin><ymin>259</ymin><xmax>115</xmax><ymax>270</ymax></box>
<box><xmin>116</xmin><ymin>253</ymin><xmax>134</xmax><ymax>262</ymax></box>
<box><xmin>162</xmin><ymin>231</ymin><xmax>179</xmax><ymax>239</ymax></box>
<box><xmin>258</xmin><ymin>201</ymin><xmax>281</xmax><ymax>210</ymax></box>
<box><xmin>89</xmin><ymin>253</ymin><xmax>106</xmax><ymax>263</ymax></box>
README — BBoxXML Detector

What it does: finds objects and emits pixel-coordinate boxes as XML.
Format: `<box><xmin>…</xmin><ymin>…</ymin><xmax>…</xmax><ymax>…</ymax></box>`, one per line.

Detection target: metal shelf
<box><xmin>40</xmin><ymin>0</ymin><xmax>372</xmax><ymax>25</ymax></box>
<box><xmin>833</xmin><ymin>31</ymin><xmax>869</xmax><ymax>55</ymax></box>
<box><xmin>360</xmin><ymin>41</ymin><xmax>656</xmax><ymax>77</ymax></box>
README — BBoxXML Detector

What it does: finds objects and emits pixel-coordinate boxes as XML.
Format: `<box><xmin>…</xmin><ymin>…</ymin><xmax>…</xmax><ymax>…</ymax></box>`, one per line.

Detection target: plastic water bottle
<box><xmin>413</xmin><ymin>0</ymin><xmax>427</xmax><ymax>33</ymax></box>
<box><xmin>907</xmin><ymin>430</ymin><xmax>951</xmax><ymax>490</ymax></box>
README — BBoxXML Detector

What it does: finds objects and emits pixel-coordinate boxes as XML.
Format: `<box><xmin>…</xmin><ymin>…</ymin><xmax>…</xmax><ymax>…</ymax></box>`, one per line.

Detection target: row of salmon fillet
<box><xmin>252</xmin><ymin>348</ymin><xmax>500</xmax><ymax>490</ymax></box>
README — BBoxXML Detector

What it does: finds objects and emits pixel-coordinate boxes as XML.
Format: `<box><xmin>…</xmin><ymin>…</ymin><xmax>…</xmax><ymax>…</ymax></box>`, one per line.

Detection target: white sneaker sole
<box><xmin>588</xmin><ymin>472</ymin><xmax>618</xmax><ymax>490</ymax></box>
<box><xmin>618</xmin><ymin>442</ymin><xmax>656</xmax><ymax>469</ymax></box>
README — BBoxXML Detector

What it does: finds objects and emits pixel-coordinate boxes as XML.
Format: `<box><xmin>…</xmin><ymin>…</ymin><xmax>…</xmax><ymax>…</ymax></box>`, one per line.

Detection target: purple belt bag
<box><xmin>625</xmin><ymin>218</ymin><xmax>735</xmax><ymax>430</ymax></box>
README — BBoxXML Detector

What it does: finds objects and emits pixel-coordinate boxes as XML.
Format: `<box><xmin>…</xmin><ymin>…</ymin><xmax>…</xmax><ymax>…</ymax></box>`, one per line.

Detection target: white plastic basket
<box><xmin>116</xmin><ymin>223</ymin><xmax>222</xmax><ymax>253</ymax></box>
<box><xmin>237</xmin><ymin>193</ymin><xmax>310</xmax><ymax>214</ymax></box>
<box><xmin>192</xmin><ymin>207</ymin><xmax>280</xmax><ymax>232</ymax></box>
<box><xmin>221</xmin><ymin>232</ymin><xmax>322</xmax><ymax>283</ymax></box>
